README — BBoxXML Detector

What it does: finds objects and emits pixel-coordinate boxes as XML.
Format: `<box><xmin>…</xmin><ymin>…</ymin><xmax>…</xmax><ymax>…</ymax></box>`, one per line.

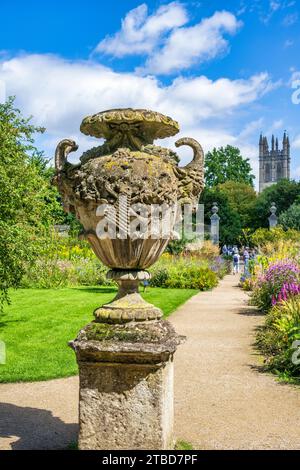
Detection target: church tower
<box><xmin>259</xmin><ymin>132</ymin><xmax>290</xmax><ymax>192</ymax></box>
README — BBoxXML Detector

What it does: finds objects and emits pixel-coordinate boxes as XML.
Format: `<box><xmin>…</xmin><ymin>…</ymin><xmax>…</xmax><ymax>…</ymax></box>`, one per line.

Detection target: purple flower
<box><xmin>272</xmin><ymin>281</ymin><xmax>300</xmax><ymax>305</ymax></box>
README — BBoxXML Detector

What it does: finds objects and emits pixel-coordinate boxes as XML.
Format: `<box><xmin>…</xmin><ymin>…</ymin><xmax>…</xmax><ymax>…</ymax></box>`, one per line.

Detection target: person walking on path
<box><xmin>233</xmin><ymin>248</ymin><xmax>240</xmax><ymax>275</ymax></box>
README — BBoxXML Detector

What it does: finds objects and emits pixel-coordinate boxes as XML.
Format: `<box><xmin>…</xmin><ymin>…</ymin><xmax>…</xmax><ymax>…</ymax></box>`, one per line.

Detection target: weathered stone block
<box><xmin>78</xmin><ymin>359</ymin><xmax>174</xmax><ymax>450</ymax></box>
<box><xmin>70</xmin><ymin>320</ymin><xmax>182</xmax><ymax>450</ymax></box>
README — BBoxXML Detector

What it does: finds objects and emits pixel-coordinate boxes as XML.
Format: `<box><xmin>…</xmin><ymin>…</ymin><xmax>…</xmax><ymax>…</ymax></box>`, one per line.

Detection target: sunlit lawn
<box><xmin>0</xmin><ymin>286</ymin><xmax>197</xmax><ymax>383</ymax></box>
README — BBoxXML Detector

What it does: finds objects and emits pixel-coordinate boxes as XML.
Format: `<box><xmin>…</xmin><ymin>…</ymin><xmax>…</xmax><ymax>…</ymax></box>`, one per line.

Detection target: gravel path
<box><xmin>0</xmin><ymin>274</ymin><xmax>299</xmax><ymax>450</ymax></box>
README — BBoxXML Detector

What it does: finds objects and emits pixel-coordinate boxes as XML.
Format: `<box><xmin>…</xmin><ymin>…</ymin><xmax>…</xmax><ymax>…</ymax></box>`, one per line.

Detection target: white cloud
<box><xmin>260</xmin><ymin>1</ymin><xmax>293</xmax><ymax>24</ymax></box>
<box><xmin>159</xmin><ymin>73</ymin><xmax>276</xmax><ymax>125</ymax></box>
<box><xmin>0</xmin><ymin>53</ymin><xmax>276</xmax><ymax>187</ymax></box>
<box><xmin>293</xmin><ymin>165</ymin><xmax>300</xmax><ymax>178</ymax></box>
<box><xmin>94</xmin><ymin>3</ymin><xmax>242</xmax><ymax>75</ymax></box>
<box><xmin>293</xmin><ymin>135</ymin><xmax>300</xmax><ymax>149</ymax></box>
<box><xmin>238</xmin><ymin>118</ymin><xmax>264</xmax><ymax>139</ymax></box>
<box><xmin>0</xmin><ymin>54</ymin><xmax>163</xmax><ymax>137</ymax></box>
<box><xmin>268</xmin><ymin>119</ymin><xmax>284</xmax><ymax>131</ymax></box>
<box><xmin>0</xmin><ymin>54</ymin><xmax>274</xmax><ymax>132</ymax></box>
<box><xmin>0</xmin><ymin>77</ymin><xmax>5</xmax><ymax>102</ymax></box>
<box><xmin>239</xmin><ymin>0</ymin><xmax>298</xmax><ymax>25</ymax></box>
<box><xmin>141</xmin><ymin>10</ymin><xmax>242</xmax><ymax>75</ymax></box>
<box><xmin>270</xmin><ymin>1</ymin><xmax>281</xmax><ymax>12</ymax></box>
<box><xmin>284</xmin><ymin>39</ymin><xmax>294</xmax><ymax>47</ymax></box>
<box><xmin>182</xmin><ymin>127</ymin><xmax>259</xmax><ymax>181</ymax></box>
<box><xmin>94</xmin><ymin>2</ymin><xmax>188</xmax><ymax>57</ymax></box>
<box><xmin>282</xmin><ymin>12</ymin><xmax>298</xmax><ymax>26</ymax></box>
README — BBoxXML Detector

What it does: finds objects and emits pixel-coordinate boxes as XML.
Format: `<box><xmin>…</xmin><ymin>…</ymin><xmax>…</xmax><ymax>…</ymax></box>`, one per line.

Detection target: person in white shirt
<box><xmin>233</xmin><ymin>251</ymin><xmax>240</xmax><ymax>274</ymax></box>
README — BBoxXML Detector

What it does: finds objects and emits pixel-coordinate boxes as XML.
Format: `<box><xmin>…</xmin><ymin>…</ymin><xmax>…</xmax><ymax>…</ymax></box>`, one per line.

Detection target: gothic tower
<box><xmin>259</xmin><ymin>132</ymin><xmax>290</xmax><ymax>192</ymax></box>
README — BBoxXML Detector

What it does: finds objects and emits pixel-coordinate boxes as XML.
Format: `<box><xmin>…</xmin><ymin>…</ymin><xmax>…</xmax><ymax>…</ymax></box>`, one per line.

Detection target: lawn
<box><xmin>0</xmin><ymin>286</ymin><xmax>197</xmax><ymax>383</ymax></box>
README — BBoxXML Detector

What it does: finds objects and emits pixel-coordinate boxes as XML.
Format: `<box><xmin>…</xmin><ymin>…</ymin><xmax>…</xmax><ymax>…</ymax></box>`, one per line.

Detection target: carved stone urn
<box><xmin>54</xmin><ymin>108</ymin><xmax>204</xmax><ymax>323</ymax></box>
<box><xmin>53</xmin><ymin>108</ymin><xmax>204</xmax><ymax>450</ymax></box>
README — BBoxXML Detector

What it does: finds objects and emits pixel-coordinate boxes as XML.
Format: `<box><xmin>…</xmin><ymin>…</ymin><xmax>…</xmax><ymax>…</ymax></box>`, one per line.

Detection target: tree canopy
<box><xmin>216</xmin><ymin>181</ymin><xmax>256</xmax><ymax>227</ymax></box>
<box><xmin>278</xmin><ymin>203</ymin><xmax>300</xmax><ymax>231</ymax></box>
<box><xmin>200</xmin><ymin>185</ymin><xmax>243</xmax><ymax>246</ymax></box>
<box><xmin>204</xmin><ymin>145</ymin><xmax>255</xmax><ymax>188</ymax></box>
<box><xmin>251</xmin><ymin>179</ymin><xmax>300</xmax><ymax>229</ymax></box>
<box><xmin>0</xmin><ymin>97</ymin><xmax>54</xmax><ymax>306</ymax></box>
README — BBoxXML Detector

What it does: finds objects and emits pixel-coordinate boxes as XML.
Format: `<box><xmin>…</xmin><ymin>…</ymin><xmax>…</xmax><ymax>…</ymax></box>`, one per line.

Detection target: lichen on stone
<box><xmin>83</xmin><ymin>321</ymin><xmax>170</xmax><ymax>344</ymax></box>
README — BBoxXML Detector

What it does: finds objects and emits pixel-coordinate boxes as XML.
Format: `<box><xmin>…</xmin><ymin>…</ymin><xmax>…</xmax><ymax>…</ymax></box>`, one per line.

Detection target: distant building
<box><xmin>259</xmin><ymin>132</ymin><xmax>290</xmax><ymax>192</ymax></box>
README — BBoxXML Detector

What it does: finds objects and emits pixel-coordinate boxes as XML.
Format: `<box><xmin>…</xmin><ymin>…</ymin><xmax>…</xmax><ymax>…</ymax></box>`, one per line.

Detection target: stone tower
<box><xmin>259</xmin><ymin>132</ymin><xmax>290</xmax><ymax>192</ymax></box>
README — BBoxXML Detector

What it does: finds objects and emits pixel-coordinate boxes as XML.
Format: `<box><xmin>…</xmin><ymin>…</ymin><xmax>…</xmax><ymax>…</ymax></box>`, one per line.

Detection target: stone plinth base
<box><xmin>70</xmin><ymin>320</ymin><xmax>183</xmax><ymax>450</ymax></box>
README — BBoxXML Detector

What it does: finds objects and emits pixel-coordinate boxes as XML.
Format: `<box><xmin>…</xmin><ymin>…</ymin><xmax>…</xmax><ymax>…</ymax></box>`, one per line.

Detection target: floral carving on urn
<box><xmin>53</xmin><ymin>108</ymin><xmax>204</xmax><ymax>323</ymax></box>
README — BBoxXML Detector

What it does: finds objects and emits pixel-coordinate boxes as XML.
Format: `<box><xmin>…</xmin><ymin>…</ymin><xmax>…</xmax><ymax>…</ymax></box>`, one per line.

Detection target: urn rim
<box><xmin>80</xmin><ymin>108</ymin><xmax>179</xmax><ymax>142</ymax></box>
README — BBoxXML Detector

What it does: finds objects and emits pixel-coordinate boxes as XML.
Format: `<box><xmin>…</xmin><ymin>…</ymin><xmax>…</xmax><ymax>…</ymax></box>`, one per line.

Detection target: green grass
<box><xmin>67</xmin><ymin>439</ymin><xmax>194</xmax><ymax>451</ymax></box>
<box><xmin>0</xmin><ymin>286</ymin><xmax>197</xmax><ymax>383</ymax></box>
<box><xmin>175</xmin><ymin>440</ymin><xmax>194</xmax><ymax>450</ymax></box>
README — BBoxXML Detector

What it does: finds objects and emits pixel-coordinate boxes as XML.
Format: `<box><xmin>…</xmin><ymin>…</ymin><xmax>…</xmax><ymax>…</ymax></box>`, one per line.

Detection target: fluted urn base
<box><xmin>94</xmin><ymin>269</ymin><xmax>163</xmax><ymax>323</ymax></box>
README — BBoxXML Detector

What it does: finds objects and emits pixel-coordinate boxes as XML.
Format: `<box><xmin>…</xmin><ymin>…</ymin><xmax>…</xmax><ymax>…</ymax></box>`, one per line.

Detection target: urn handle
<box><xmin>174</xmin><ymin>137</ymin><xmax>205</xmax><ymax>204</ymax></box>
<box><xmin>175</xmin><ymin>137</ymin><xmax>204</xmax><ymax>171</ymax></box>
<box><xmin>55</xmin><ymin>139</ymin><xmax>79</xmax><ymax>172</ymax></box>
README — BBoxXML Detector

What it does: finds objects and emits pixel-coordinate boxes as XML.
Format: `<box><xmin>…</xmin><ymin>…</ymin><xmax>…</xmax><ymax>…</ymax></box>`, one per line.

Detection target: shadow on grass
<box><xmin>71</xmin><ymin>287</ymin><xmax>117</xmax><ymax>294</ymax></box>
<box><xmin>0</xmin><ymin>403</ymin><xmax>78</xmax><ymax>450</ymax></box>
<box><xmin>0</xmin><ymin>319</ymin><xmax>25</xmax><ymax>328</ymax></box>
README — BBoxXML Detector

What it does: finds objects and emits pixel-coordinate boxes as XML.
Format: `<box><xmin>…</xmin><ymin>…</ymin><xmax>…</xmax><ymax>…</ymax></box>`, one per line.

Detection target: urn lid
<box><xmin>80</xmin><ymin>108</ymin><xmax>179</xmax><ymax>148</ymax></box>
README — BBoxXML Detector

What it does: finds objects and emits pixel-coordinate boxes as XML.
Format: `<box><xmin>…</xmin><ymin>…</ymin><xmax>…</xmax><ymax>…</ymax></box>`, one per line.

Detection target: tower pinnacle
<box><xmin>259</xmin><ymin>131</ymin><xmax>291</xmax><ymax>192</ymax></box>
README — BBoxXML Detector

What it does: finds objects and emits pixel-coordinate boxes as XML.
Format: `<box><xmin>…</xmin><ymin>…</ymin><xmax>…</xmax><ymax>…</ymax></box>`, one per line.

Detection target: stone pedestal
<box><xmin>70</xmin><ymin>320</ymin><xmax>182</xmax><ymax>450</ymax></box>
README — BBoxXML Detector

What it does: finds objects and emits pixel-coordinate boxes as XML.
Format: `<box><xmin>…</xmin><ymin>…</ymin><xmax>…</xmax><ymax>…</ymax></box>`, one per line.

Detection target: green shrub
<box><xmin>251</xmin><ymin>226</ymin><xmax>300</xmax><ymax>247</ymax></box>
<box><xmin>21</xmin><ymin>258</ymin><xmax>73</xmax><ymax>288</ymax></box>
<box><xmin>256</xmin><ymin>297</ymin><xmax>300</xmax><ymax>381</ymax></box>
<box><xmin>278</xmin><ymin>203</ymin><xmax>300</xmax><ymax>231</ymax></box>
<box><xmin>21</xmin><ymin>234</ymin><xmax>222</xmax><ymax>291</ymax></box>
<box><xmin>20</xmin><ymin>231</ymin><xmax>114</xmax><ymax>288</ymax></box>
<box><xmin>22</xmin><ymin>257</ymin><xmax>111</xmax><ymax>288</ymax></box>
<box><xmin>150</xmin><ymin>256</ymin><xmax>218</xmax><ymax>290</ymax></box>
<box><xmin>73</xmin><ymin>259</ymin><xmax>109</xmax><ymax>286</ymax></box>
<box><xmin>165</xmin><ymin>265</ymin><xmax>218</xmax><ymax>290</ymax></box>
<box><xmin>150</xmin><ymin>267</ymin><xmax>169</xmax><ymax>287</ymax></box>
<box><xmin>250</xmin><ymin>281</ymin><xmax>274</xmax><ymax>311</ymax></box>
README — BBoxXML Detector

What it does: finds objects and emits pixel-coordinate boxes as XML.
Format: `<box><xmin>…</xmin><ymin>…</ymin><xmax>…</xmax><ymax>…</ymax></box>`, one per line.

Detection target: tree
<box><xmin>0</xmin><ymin>97</ymin><xmax>53</xmax><ymax>307</ymax></box>
<box><xmin>200</xmin><ymin>187</ymin><xmax>243</xmax><ymax>245</ymax></box>
<box><xmin>216</xmin><ymin>181</ymin><xmax>257</xmax><ymax>227</ymax></box>
<box><xmin>37</xmin><ymin>164</ymin><xmax>82</xmax><ymax>234</ymax></box>
<box><xmin>251</xmin><ymin>179</ymin><xmax>300</xmax><ymax>229</ymax></box>
<box><xmin>251</xmin><ymin>226</ymin><xmax>300</xmax><ymax>247</ymax></box>
<box><xmin>204</xmin><ymin>145</ymin><xmax>255</xmax><ymax>188</ymax></box>
<box><xmin>278</xmin><ymin>203</ymin><xmax>300</xmax><ymax>231</ymax></box>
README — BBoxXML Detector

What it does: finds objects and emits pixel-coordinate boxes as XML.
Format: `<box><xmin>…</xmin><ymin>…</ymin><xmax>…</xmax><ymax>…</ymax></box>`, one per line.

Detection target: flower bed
<box><xmin>22</xmin><ymin>235</ymin><xmax>229</xmax><ymax>291</ymax></box>
<box><xmin>256</xmin><ymin>297</ymin><xmax>300</xmax><ymax>382</ymax></box>
<box><xmin>240</xmin><ymin>234</ymin><xmax>300</xmax><ymax>383</ymax></box>
<box><xmin>250</xmin><ymin>261</ymin><xmax>300</xmax><ymax>312</ymax></box>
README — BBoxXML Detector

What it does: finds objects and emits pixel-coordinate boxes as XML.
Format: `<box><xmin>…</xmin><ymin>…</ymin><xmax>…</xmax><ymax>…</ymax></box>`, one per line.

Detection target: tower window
<box><xmin>277</xmin><ymin>162</ymin><xmax>283</xmax><ymax>180</ymax></box>
<box><xmin>265</xmin><ymin>163</ymin><xmax>271</xmax><ymax>182</ymax></box>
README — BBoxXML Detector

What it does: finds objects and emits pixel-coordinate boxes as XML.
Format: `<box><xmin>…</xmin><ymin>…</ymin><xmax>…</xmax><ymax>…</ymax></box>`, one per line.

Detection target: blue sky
<box><xmin>0</xmin><ymin>0</ymin><xmax>300</xmax><ymax>188</ymax></box>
